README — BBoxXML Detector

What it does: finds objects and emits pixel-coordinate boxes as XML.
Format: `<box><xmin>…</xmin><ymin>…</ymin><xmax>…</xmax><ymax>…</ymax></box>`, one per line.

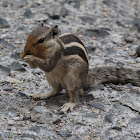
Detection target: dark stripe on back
<box><xmin>64</xmin><ymin>46</ymin><xmax>88</xmax><ymax>63</ymax></box>
<box><xmin>59</xmin><ymin>34</ymin><xmax>85</xmax><ymax>48</ymax></box>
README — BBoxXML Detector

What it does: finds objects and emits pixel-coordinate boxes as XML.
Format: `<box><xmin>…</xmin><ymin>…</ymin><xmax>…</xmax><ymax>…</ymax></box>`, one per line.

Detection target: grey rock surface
<box><xmin>8</xmin><ymin>61</ymin><xmax>26</xmax><ymax>71</ymax></box>
<box><xmin>0</xmin><ymin>17</ymin><xmax>10</xmax><ymax>28</ymax></box>
<box><xmin>30</xmin><ymin>106</ymin><xmax>54</xmax><ymax>124</ymax></box>
<box><xmin>0</xmin><ymin>0</ymin><xmax>140</xmax><ymax>140</ymax></box>
<box><xmin>24</xmin><ymin>8</ymin><xmax>34</xmax><ymax>18</ymax></box>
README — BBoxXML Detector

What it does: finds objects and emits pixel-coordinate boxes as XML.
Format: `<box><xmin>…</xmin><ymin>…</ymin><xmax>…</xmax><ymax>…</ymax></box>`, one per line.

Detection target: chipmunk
<box><xmin>20</xmin><ymin>25</ymin><xmax>89</xmax><ymax>113</ymax></box>
<box><xmin>20</xmin><ymin>25</ymin><xmax>140</xmax><ymax>113</ymax></box>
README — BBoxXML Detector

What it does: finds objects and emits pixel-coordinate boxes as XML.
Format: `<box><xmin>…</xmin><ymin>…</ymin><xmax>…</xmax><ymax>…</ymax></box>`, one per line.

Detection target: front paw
<box><xmin>23</xmin><ymin>55</ymin><xmax>35</xmax><ymax>63</ymax></box>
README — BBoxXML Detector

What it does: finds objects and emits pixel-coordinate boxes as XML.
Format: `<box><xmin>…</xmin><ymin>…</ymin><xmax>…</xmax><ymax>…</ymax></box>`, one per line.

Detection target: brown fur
<box><xmin>20</xmin><ymin>25</ymin><xmax>89</xmax><ymax>113</ymax></box>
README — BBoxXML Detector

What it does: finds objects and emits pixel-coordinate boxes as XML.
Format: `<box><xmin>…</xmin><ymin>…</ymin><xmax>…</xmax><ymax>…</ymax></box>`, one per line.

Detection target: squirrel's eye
<box><xmin>38</xmin><ymin>38</ymin><xmax>44</xmax><ymax>44</ymax></box>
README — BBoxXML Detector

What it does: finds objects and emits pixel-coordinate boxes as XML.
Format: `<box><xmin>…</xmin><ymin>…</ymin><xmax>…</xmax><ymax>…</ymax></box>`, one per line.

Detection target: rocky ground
<box><xmin>0</xmin><ymin>0</ymin><xmax>140</xmax><ymax>140</ymax></box>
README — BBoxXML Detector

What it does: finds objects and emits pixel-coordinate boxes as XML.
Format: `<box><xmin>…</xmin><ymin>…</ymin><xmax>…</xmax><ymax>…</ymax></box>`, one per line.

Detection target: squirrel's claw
<box><xmin>60</xmin><ymin>102</ymin><xmax>76</xmax><ymax>114</ymax></box>
<box><xmin>23</xmin><ymin>55</ymin><xmax>34</xmax><ymax>62</ymax></box>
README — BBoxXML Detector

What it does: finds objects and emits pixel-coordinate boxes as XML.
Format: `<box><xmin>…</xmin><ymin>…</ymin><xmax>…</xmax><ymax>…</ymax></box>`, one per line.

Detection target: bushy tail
<box><xmin>87</xmin><ymin>66</ymin><xmax>140</xmax><ymax>87</ymax></box>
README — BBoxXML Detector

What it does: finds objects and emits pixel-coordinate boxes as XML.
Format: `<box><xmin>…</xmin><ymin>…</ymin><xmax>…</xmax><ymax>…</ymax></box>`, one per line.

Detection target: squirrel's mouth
<box><xmin>24</xmin><ymin>51</ymin><xmax>31</xmax><ymax>55</ymax></box>
<box><xmin>20</xmin><ymin>50</ymin><xmax>31</xmax><ymax>59</ymax></box>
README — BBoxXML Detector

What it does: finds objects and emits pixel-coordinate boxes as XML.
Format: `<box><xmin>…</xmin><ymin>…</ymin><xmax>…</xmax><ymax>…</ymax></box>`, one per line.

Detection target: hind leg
<box><xmin>60</xmin><ymin>73</ymin><xmax>82</xmax><ymax>114</ymax></box>
<box><xmin>32</xmin><ymin>84</ymin><xmax>61</xmax><ymax>99</ymax></box>
<box><xmin>60</xmin><ymin>89</ymin><xmax>79</xmax><ymax>114</ymax></box>
<box><xmin>32</xmin><ymin>74</ymin><xmax>62</xmax><ymax>99</ymax></box>
<box><xmin>60</xmin><ymin>62</ymin><xmax>88</xmax><ymax>113</ymax></box>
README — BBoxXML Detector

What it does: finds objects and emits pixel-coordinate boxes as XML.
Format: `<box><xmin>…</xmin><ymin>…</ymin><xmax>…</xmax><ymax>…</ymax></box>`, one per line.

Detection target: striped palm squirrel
<box><xmin>20</xmin><ymin>25</ymin><xmax>140</xmax><ymax>113</ymax></box>
<box><xmin>20</xmin><ymin>25</ymin><xmax>88</xmax><ymax>113</ymax></box>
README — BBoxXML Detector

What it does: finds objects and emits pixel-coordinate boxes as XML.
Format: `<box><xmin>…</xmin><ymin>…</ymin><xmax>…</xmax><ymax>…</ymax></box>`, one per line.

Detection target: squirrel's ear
<box><xmin>45</xmin><ymin>25</ymin><xmax>60</xmax><ymax>40</ymax></box>
<box><xmin>51</xmin><ymin>25</ymin><xmax>59</xmax><ymax>38</ymax></box>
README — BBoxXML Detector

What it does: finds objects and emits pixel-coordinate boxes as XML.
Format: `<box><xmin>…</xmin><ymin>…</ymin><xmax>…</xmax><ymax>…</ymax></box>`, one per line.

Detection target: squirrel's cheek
<box><xmin>31</xmin><ymin>49</ymin><xmax>40</xmax><ymax>57</ymax></box>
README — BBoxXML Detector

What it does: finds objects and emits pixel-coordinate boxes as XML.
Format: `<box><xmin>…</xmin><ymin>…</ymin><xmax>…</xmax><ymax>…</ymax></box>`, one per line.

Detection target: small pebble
<box><xmin>136</xmin><ymin>33</ymin><xmax>140</xmax><ymax>39</ymax></box>
<box><xmin>8</xmin><ymin>120</ymin><xmax>14</xmax><ymax>126</ymax></box>
<box><xmin>0</xmin><ymin>17</ymin><xmax>10</xmax><ymax>28</ymax></box>
<box><xmin>23</xmin><ymin>115</ymin><xmax>31</xmax><ymax>120</ymax></box>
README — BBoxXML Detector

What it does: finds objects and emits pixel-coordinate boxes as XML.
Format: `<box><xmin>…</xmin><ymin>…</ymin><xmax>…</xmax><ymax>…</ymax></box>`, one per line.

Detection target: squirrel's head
<box><xmin>20</xmin><ymin>25</ymin><xmax>59</xmax><ymax>59</ymax></box>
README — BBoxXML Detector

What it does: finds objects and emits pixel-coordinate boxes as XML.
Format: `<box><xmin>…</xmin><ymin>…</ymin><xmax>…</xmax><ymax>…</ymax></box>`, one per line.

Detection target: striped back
<box><xmin>59</xmin><ymin>33</ymin><xmax>88</xmax><ymax>63</ymax></box>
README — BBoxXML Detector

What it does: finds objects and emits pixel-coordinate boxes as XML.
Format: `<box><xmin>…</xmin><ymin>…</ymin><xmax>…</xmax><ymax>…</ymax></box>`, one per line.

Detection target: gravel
<box><xmin>0</xmin><ymin>0</ymin><xmax>140</xmax><ymax>139</ymax></box>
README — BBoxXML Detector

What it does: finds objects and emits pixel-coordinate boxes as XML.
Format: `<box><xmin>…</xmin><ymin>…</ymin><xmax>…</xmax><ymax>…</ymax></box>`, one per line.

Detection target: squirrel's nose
<box><xmin>20</xmin><ymin>51</ymin><xmax>25</xmax><ymax>59</ymax></box>
<box><xmin>20</xmin><ymin>50</ymin><xmax>31</xmax><ymax>59</ymax></box>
